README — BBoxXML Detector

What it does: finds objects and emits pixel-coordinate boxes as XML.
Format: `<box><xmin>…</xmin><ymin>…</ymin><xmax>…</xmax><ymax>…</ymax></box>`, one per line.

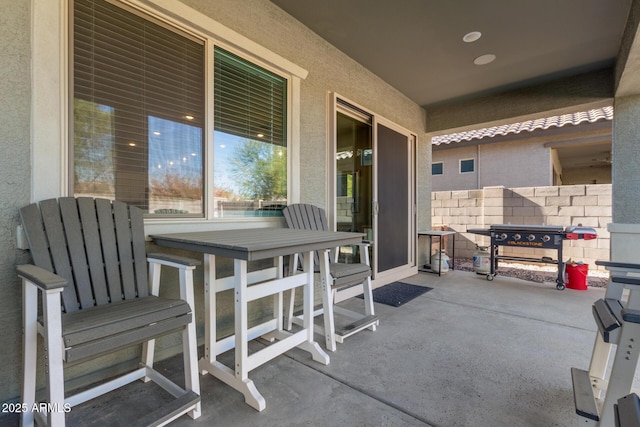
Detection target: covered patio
<box><xmin>1</xmin><ymin>269</ymin><xmax>603</xmax><ymax>426</ymax></box>
<box><xmin>4</xmin><ymin>0</ymin><xmax>640</xmax><ymax>426</ymax></box>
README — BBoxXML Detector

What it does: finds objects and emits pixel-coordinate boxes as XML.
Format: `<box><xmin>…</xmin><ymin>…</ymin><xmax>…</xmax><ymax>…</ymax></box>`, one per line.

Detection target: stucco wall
<box><xmin>612</xmin><ymin>95</ymin><xmax>640</xmax><ymax>223</ymax></box>
<box><xmin>432</xmin><ymin>138</ymin><xmax>552</xmax><ymax>191</ymax></box>
<box><xmin>432</xmin><ymin>145</ymin><xmax>479</xmax><ymax>191</ymax></box>
<box><xmin>0</xmin><ymin>0</ymin><xmax>34</xmax><ymax>406</ymax></box>
<box><xmin>431</xmin><ymin>184</ymin><xmax>611</xmax><ymax>272</ymax></box>
<box><xmin>0</xmin><ymin>0</ymin><xmax>429</xmax><ymax>404</ymax></box>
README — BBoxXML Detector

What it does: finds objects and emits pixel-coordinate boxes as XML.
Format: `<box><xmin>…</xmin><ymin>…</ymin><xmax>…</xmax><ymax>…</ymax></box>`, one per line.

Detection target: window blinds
<box><xmin>73</xmin><ymin>0</ymin><xmax>205</xmax><ymax>208</ymax></box>
<box><xmin>214</xmin><ymin>47</ymin><xmax>287</xmax><ymax>146</ymax></box>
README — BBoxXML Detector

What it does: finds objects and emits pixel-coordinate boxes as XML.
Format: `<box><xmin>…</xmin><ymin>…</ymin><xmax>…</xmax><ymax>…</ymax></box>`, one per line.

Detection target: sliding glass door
<box><xmin>335</xmin><ymin>106</ymin><xmax>374</xmax><ymax>266</ymax></box>
<box><xmin>333</xmin><ymin>97</ymin><xmax>415</xmax><ymax>280</ymax></box>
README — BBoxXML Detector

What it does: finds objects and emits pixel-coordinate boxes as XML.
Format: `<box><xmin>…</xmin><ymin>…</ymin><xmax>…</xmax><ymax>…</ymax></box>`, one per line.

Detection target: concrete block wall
<box><xmin>431</xmin><ymin>184</ymin><xmax>611</xmax><ymax>272</ymax></box>
<box><xmin>337</xmin><ymin>196</ymin><xmax>354</xmax><ymax>225</ymax></box>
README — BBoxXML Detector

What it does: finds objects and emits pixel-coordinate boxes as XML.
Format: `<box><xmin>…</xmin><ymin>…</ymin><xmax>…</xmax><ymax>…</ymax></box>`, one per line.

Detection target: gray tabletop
<box><xmin>151</xmin><ymin>228</ymin><xmax>365</xmax><ymax>261</ymax></box>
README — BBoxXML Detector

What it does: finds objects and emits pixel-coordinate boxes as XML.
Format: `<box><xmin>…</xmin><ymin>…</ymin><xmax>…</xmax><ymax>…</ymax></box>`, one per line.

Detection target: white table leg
<box><xmin>298</xmin><ymin>250</ymin><xmax>330</xmax><ymax>364</ymax></box>
<box><xmin>234</xmin><ymin>259</ymin><xmax>266</xmax><ymax>411</ymax></box>
<box><xmin>200</xmin><ymin>254</ymin><xmax>216</xmax><ymax>372</ymax></box>
<box><xmin>200</xmin><ymin>251</ymin><xmax>327</xmax><ymax>411</ymax></box>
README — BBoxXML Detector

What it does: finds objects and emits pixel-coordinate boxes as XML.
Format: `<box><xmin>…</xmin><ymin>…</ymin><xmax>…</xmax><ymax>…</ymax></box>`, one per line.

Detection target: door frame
<box><xmin>328</xmin><ymin>93</ymin><xmax>417</xmax><ymax>293</ymax></box>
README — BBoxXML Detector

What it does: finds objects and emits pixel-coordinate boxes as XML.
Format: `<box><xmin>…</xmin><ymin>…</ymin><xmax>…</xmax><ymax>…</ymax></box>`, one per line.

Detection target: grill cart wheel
<box><xmin>487</xmin><ymin>274</ymin><xmax>494</xmax><ymax>281</ymax></box>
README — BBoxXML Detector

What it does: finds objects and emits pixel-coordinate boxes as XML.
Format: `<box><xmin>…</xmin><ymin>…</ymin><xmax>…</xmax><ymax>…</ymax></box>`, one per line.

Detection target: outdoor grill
<box><xmin>467</xmin><ymin>224</ymin><xmax>597</xmax><ymax>290</ymax></box>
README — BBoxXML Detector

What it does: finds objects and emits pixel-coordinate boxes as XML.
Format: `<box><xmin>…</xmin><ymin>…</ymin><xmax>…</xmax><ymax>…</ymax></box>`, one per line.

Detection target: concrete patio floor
<box><xmin>3</xmin><ymin>269</ymin><xmax>606</xmax><ymax>426</ymax></box>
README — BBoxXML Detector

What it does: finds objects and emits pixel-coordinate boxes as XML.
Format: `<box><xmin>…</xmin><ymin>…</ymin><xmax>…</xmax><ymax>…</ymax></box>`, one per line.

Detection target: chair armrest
<box><xmin>147</xmin><ymin>253</ymin><xmax>201</xmax><ymax>269</ymax></box>
<box><xmin>16</xmin><ymin>264</ymin><xmax>68</xmax><ymax>291</ymax></box>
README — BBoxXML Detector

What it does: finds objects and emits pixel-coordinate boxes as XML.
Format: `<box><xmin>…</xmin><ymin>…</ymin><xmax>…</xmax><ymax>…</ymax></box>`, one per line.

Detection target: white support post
<box><xmin>203</xmin><ymin>254</ymin><xmax>216</xmax><ymax>372</ymax></box>
<box><xmin>42</xmin><ymin>288</ymin><xmax>66</xmax><ymax>427</ymax></box>
<box><xmin>21</xmin><ymin>281</ymin><xmax>38</xmax><ymax>427</ymax></box>
<box><xmin>285</xmin><ymin>254</ymin><xmax>298</xmax><ymax>331</ymax></box>
<box><xmin>142</xmin><ymin>262</ymin><xmax>163</xmax><ymax>376</ymax></box>
<box><xmin>179</xmin><ymin>265</ymin><xmax>201</xmax><ymax>418</ymax></box>
<box><xmin>302</xmin><ymin>250</ymin><xmax>315</xmax><ymax>343</ymax></box>
<box><xmin>318</xmin><ymin>249</ymin><xmax>337</xmax><ymax>352</ymax></box>
<box><xmin>234</xmin><ymin>259</ymin><xmax>249</xmax><ymax>383</ymax></box>
<box><xmin>588</xmin><ymin>332</ymin><xmax>611</xmax><ymax>398</ymax></box>
<box><xmin>360</xmin><ymin>243</ymin><xmax>376</xmax><ymax>331</ymax></box>
<box><xmin>275</xmin><ymin>256</ymin><xmax>284</xmax><ymax>331</ymax></box>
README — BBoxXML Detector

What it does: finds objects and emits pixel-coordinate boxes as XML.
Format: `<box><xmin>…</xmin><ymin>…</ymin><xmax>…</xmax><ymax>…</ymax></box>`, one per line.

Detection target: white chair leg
<box><xmin>359</xmin><ymin>243</ymin><xmax>376</xmax><ymax>332</ymax></box>
<box><xmin>43</xmin><ymin>290</ymin><xmax>66</xmax><ymax>427</ymax></box>
<box><xmin>319</xmin><ymin>250</ymin><xmax>337</xmax><ymax>352</ymax></box>
<box><xmin>142</xmin><ymin>262</ymin><xmax>163</xmax><ymax>380</ymax></box>
<box><xmin>362</xmin><ymin>276</ymin><xmax>377</xmax><ymax>332</ymax></box>
<box><xmin>179</xmin><ymin>266</ymin><xmax>201</xmax><ymax>419</ymax></box>
<box><xmin>22</xmin><ymin>282</ymin><xmax>38</xmax><ymax>427</ymax></box>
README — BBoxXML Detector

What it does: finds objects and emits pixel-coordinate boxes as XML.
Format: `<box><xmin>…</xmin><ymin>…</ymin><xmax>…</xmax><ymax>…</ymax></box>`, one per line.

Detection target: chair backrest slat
<box><xmin>129</xmin><ymin>204</ymin><xmax>149</xmax><ymax>297</ymax></box>
<box><xmin>59</xmin><ymin>197</ymin><xmax>95</xmax><ymax>309</ymax></box>
<box><xmin>95</xmin><ymin>198</ymin><xmax>123</xmax><ymax>302</ymax></box>
<box><xmin>77</xmin><ymin>197</ymin><xmax>110</xmax><ymax>305</ymax></box>
<box><xmin>113</xmin><ymin>200</ymin><xmax>138</xmax><ymax>300</ymax></box>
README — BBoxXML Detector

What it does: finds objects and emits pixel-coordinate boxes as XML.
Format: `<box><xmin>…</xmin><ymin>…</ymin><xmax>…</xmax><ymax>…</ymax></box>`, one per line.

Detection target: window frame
<box><xmin>459</xmin><ymin>158</ymin><xmax>475</xmax><ymax>174</ymax></box>
<box><xmin>431</xmin><ymin>162</ymin><xmax>443</xmax><ymax>176</ymax></box>
<box><xmin>32</xmin><ymin>0</ymin><xmax>307</xmax><ymax>233</ymax></box>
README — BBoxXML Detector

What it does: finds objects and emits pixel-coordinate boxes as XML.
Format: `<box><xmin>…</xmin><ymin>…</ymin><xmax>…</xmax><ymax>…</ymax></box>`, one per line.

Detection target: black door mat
<box><xmin>357</xmin><ymin>282</ymin><xmax>432</xmax><ymax>307</ymax></box>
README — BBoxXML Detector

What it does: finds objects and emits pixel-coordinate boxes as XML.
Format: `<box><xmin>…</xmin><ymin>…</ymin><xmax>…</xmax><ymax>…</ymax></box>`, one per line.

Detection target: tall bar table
<box><xmin>151</xmin><ymin>228</ymin><xmax>365</xmax><ymax>411</ymax></box>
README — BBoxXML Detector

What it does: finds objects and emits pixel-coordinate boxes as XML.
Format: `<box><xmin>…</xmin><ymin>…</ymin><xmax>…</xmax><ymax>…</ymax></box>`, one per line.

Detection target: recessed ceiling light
<box><xmin>463</xmin><ymin>31</ymin><xmax>482</xmax><ymax>43</ymax></box>
<box><xmin>474</xmin><ymin>54</ymin><xmax>496</xmax><ymax>65</ymax></box>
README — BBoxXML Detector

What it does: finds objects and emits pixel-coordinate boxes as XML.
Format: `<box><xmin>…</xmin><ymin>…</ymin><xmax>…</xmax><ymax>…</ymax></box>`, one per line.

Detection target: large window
<box><xmin>213</xmin><ymin>47</ymin><xmax>287</xmax><ymax>217</ymax></box>
<box><xmin>72</xmin><ymin>0</ymin><xmax>288</xmax><ymax>217</ymax></box>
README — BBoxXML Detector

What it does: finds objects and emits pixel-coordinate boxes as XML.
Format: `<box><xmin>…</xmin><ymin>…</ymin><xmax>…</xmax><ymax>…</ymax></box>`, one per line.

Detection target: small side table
<box><xmin>418</xmin><ymin>230</ymin><xmax>457</xmax><ymax>276</ymax></box>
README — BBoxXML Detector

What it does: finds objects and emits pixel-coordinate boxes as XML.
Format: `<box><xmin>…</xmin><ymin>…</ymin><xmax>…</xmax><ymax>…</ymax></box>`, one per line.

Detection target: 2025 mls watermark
<box><xmin>2</xmin><ymin>402</ymin><xmax>71</xmax><ymax>414</ymax></box>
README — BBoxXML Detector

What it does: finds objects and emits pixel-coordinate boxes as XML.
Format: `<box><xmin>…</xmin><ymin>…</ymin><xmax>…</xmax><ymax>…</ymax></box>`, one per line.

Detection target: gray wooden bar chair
<box><xmin>282</xmin><ymin>204</ymin><xmax>378</xmax><ymax>352</ymax></box>
<box><xmin>17</xmin><ymin>197</ymin><xmax>201</xmax><ymax>427</ymax></box>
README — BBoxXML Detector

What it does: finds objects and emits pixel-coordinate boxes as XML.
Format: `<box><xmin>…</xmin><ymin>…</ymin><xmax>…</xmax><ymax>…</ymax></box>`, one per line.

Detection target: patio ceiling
<box><xmin>270</xmin><ymin>0</ymin><xmax>632</xmax><ymax>109</ymax></box>
<box><xmin>271</xmin><ymin>0</ymin><xmax>634</xmax><ymax>170</ymax></box>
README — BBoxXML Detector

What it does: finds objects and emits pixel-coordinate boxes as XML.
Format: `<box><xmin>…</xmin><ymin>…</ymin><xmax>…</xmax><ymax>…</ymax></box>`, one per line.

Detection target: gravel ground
<box><xmin>453</xmin><ymin>257</ymin><xmax>609</xmax><ymax>287</ymax></box>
